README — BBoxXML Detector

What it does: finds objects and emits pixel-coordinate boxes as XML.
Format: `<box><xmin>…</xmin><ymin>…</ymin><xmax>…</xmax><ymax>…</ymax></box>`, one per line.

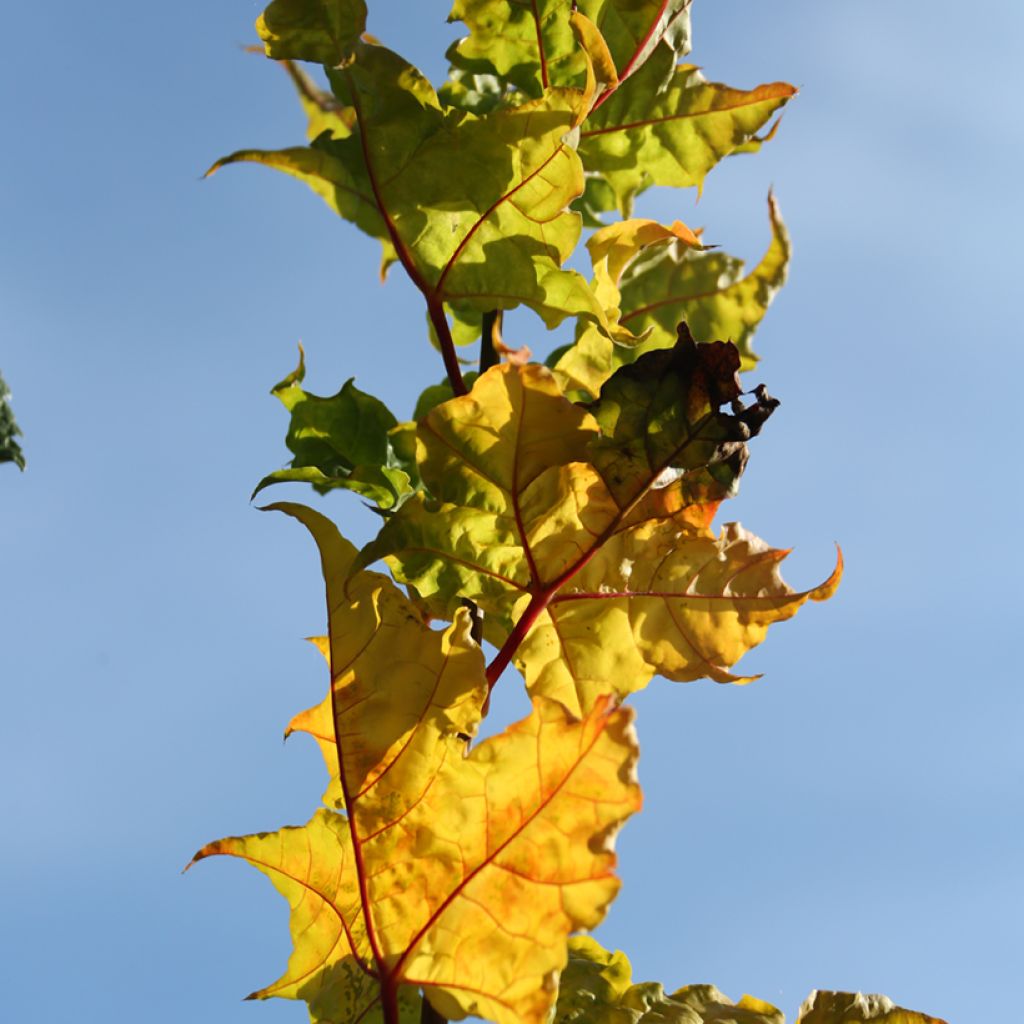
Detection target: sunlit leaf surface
<box><xmin>363</xmin><ymin>341</ymin><xmax>838</xmax><ymax>714</ymax></box>
<box><xmin>556</xmin><ymin>936</ymin><xmax>785</xmax><ymax>1024</ymax></box>
<box><xmin>192</xmin><ymin>504</ymin><xmax>641</xmax><ymax>1024</ymax></box>
<box><xmin>796</xmin><ymin>992</ymin><xmax>948</xmax><ymax>1024</ymax></box>
<box><xmin>578</xmin><ymin>48</ymin><xmax>795</xmax><ymax>214</ymax></box>
<box><xmin>556</xmin><ymin>940</ymin><xmax>949</xmax><ymax>1024</ymax></box>
<box><xmin>555</xmin><ymin>197</ymin><xmax>790</xmax><ymax>397</ymax></box>
<box><xmin>448</xmin><ymin>0</ymin><xmax>692</xmax><ymax>97</ymax></box>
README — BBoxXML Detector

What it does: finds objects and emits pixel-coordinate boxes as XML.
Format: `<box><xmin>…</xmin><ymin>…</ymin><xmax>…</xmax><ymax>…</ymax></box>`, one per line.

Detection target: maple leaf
<box><xmin>618</xmin><ymin>194</ymin><xmax>791</xmax><ymax>369</ymax></box>
<box><xmin>447</xmin><ymin>0</ymin><xmax>692</xmax><ymax>98</ymax></box>
<box><xmin>578</xmin><ymin>47</ymin><xmax>796</xmax><ymax>215</ymax></box>
<box><xmin>555</xmin><ymin>197</ymin><xmax>790</xmax><ymax>398</ymax></box>
<box><xmin>252</xmin><ymin>346</ymin><xmax>415</xmax><ymax>508</ymax></box>
<box><xmin>212</xmin><ymin>15</ymin><xmax>610</xmax><ymax>348</ymax></box>
<box><xmin>555</xmin><ymin>939</ymin><xmax>950</xmax><ymax>1024</ymax></box>
<box><xmin>556</xmin><ymin>936</ymin><xmax>785</xmax><ymax>1024</ymax></box>
<box><xmin>256</xmin><ymin>0</ymin><xmax>368</xmax><ymax>65</ymax></box>
<box><xmin>191</xmin><ymin>503</ymin><xmax>641</xmax><ymax>1024</ymax></box>
<box><xmin>796</xmin><ymin>992</ymin><xmax>948</xmax><ymax>1024</ymax></box>
<box><xmin>361</xmin><ymin>339</ymin><xmax>839</xmax><ymax>714</ymax></box>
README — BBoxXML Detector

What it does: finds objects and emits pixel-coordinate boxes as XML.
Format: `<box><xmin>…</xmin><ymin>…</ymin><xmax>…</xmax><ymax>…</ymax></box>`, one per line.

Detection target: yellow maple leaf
<box><xmin>190</xmin><ymin>503</ymin><xmax>641</xmax><ymax>1024</ymax></box>
<box><xmin>364</xmin><ymin>349</ymin><xmax>840</xmax><ymax>716</ymax></box>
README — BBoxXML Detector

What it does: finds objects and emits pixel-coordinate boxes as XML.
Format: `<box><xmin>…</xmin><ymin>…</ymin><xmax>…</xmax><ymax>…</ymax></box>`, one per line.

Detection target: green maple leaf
<box><xmin>578</xmin><ymin>47</ymin><xmax>796</xmax><ymax>215</ymax></box>
<box><xmin>447</xmin><ymin>0</ymin><xmax>692</xmax><ymax>98</ymax></box>
<box><xmin>253</xmin><ymin>346</ymin><xmax>415</xmax><ymax>508</ymax></box>
<box><xmin>210</xmin><ymin>15</ymin><xmax>610</xmax><ymax>340</ymax></box>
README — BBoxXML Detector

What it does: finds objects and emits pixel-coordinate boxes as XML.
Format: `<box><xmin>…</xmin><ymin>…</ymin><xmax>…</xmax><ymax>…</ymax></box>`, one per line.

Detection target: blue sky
<box><xmin>2</xmin><ymin>1</ymin><xmax>1021</xmax><ymax>1021</ymax></box>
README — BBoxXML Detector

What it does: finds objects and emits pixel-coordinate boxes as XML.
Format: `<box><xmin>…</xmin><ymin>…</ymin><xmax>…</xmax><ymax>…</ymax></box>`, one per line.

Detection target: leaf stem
<box><xmin>382</xmin><ymin>979</ymin><xmax>401</xmax><ymax>1024</ymax></box>
<box><xmin>427</xmin><ymin>299</ymin><xmax>469</xmax><ymax>397</ymax></box>
<box><xmin>590</xmin><ymin>0</ymin><xmax>693</xmax><ymax>113</ymax></box>
<box><xmin>485</xmin><ymin>590</ymin><xmax>549</xmax><ymax>688</ymax></box>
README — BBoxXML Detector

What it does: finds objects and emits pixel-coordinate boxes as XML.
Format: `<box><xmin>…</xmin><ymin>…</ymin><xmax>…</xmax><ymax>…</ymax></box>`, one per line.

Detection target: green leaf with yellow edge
<box><xmin>618</xmin><ymin>193</ymin><xmax>791</xmax><ymax>368</ymax></box>
<box><xmin>796</xmin><ymin>992</ymin><xmax>948</xmax><ymax>1024</ymax></box>
<box><xmin>555</xmin><ymin>214</ymin><xmax>705</xmax><ymax>395</ymax></box>
<box><xmin>556</xmin><ymin>936</ymin><xmax>785</xmax><ymax>1024</ymax></box>
<box><xmin>0</xmin><ymin>371</ymin><xmax>25</xmax><ymax>471</ymax></box>
<box><xmin>253</xmin><ymin>346</ymin><xmax>414</xmax><ymax>509</ymax></box>
<box><xmin>555</xmin><ymin>196</ymin><xmax>789</xmax><ymax>397</ymax></box>
<box><xmin>257</xmin><ymin>0</ymin><xmax>367</xmax><ymax>65</ymax></box>
<box><xmin>191</xmin><ymin>503</ymin><xmax>641</xmax><ymax>1024</ymax></box>
<box><xmin>447</xmin><ymin>0</ymin><xmax>692</xmax><ymax>98</ymax></box>
<box><xmin>578</xmin><ymin>48</ymin><xmax>796</xmax><ymax>215</ymax></box>
<box><xmin>218</xmin><ymin>36</ymin><xmax>609</xmax><ymax>334</ymax></box>
<box><xmin>361</xmin><ymin>352</ymin><xmax>839</xmax><ymax>714</ymax></box>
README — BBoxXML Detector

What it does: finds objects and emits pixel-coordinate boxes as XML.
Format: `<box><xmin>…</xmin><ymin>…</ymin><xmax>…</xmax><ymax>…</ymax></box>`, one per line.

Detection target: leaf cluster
<box><xmin>0</xmin><ymin>370</ymin><xmax>25</xmax><ymax>471</ymax></box>
<box><xmin>191</xmin><ymin>3</ymin><xmax>945</xmax><ymax>1024</ymax></box>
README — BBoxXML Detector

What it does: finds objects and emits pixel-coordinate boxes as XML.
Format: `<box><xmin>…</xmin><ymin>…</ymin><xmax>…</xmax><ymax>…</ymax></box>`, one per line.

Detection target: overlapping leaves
<box><xmin>362</xmin><ymin>332</ymin><xmax>840</xmax><ymax>715</ymax></box>
<box><xmin>555</xmin><ymin>196</ymin><xmax>791</xmax><ymax>398</ymax></box>
<box><xmin>191</xmin><ymin>503</ymin><xmax>641</xmax><ymax>1024</ymax></box>
<box><xmin>447</xmin><ymin>0</ymin><xmax>692</xmax><ymax>98</ymax></box>
<box><xmin>555</xmin><ymin>938</ymin><xmax>949</xmax><ymax>1024</ymax></box>
<box><xmin>210</xmin><ymin>7</ymin><xmax>610</xmax><ymax>338</ymax></box>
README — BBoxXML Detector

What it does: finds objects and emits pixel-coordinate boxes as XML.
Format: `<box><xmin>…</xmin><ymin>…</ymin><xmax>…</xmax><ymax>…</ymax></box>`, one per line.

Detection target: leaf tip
<box><xmin>814</xmin><ymin>544</ymin><xmax>844</xmax><ymax>600</ymax></box>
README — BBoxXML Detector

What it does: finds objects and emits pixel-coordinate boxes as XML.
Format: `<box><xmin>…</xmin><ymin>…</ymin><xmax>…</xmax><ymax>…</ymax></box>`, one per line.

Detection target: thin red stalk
<box><xmin>590</xmin><ymin>0</ymin><xmax>692</xmax><ymax>114</ymax></box>
<box><xmin>347</xmin><ymin>74</ymin><xmax>466</xmax><ymax>397</ymax></box>
<box><xmin>428</xmin><ymin>298</ymin><xmax>468</xmax><ymax>396</ymax></box>
<box><xmin>531</xmin><ymin>0</ymin><xmax>549</xmax><ymax>89</ymax></box>
<box><xmin>485</xmin><ymin>590</ymin><xmax>549</xmax><ymax>687</ymax></box>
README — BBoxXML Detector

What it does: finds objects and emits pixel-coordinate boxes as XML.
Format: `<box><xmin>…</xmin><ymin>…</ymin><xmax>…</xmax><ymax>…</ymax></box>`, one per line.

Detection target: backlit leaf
<box><xmin>0</xmin><ymin>371</ymin><xmax>25</xmax><ymax>471</ymax></box>
<box><xmin>555</xmin><ymin>196</ymin><xmax>789</xmax><ymax>397</ymax></box>
<box><xmin>618</xmin><ymin>193</ymin><xmax>791</xmax><ymax>368</ymax></box>
<box><xmin>578</xmin><ymin>48</ymin><xmax>795</xmax><ymax>214</ymax></box>
<box><xmin>552</xmin><ymin>215</ymin><xmax>704</xmax><ymax>397</ymax></box>
<box><xmin>257</xmin><ymin>0</ymin><xmax>367</xmax><ymax>65</ymax></box>
<box><xmin>253</xmin><ymin>347</ymin><xmax>414</xmax><ymax>509</ymax></box>
<box><xmin>517</xmin><ymin>517</ymin><xmax>841</xmax><ymax>713</ymax></box>
<box><xmin>796</xmin><ymin>992</ymin><xmax>948</xmax><ymax>1024</ymax></box>
<box><xmin>448</xmin><ymin>0</ymin><xmax>692</xmax><ymax>98</ymax></box>
<box><xmin>362</xmin><ymin>355</ymin><xmax>838</xmax><ymax>713</ymax></box>
<box><xmin>224</xmin><ymin>36</ymin><xmax>608</xmax><ymax>334</ymax></box>
<box><xmin>556</xmin><ymin>936</ymin><xmax>784</xmax><ymax>1024</ymax></box>
<box><xmin>192</xmin><ymin>505</ymin><xmax>641</xmax><ymax>1024</ymax></box>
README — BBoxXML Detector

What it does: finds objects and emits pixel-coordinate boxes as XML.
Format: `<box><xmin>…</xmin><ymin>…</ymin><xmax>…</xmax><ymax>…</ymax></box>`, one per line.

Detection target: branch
<box><xmin>479</xmin><ymin>310</ymin><xmax>503</xmax><ymax>373</ymax></box>
<box><xmin>427</xmin><ymin>300</ymin><xmax>469</xmax><ymax>397</ymax></box>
